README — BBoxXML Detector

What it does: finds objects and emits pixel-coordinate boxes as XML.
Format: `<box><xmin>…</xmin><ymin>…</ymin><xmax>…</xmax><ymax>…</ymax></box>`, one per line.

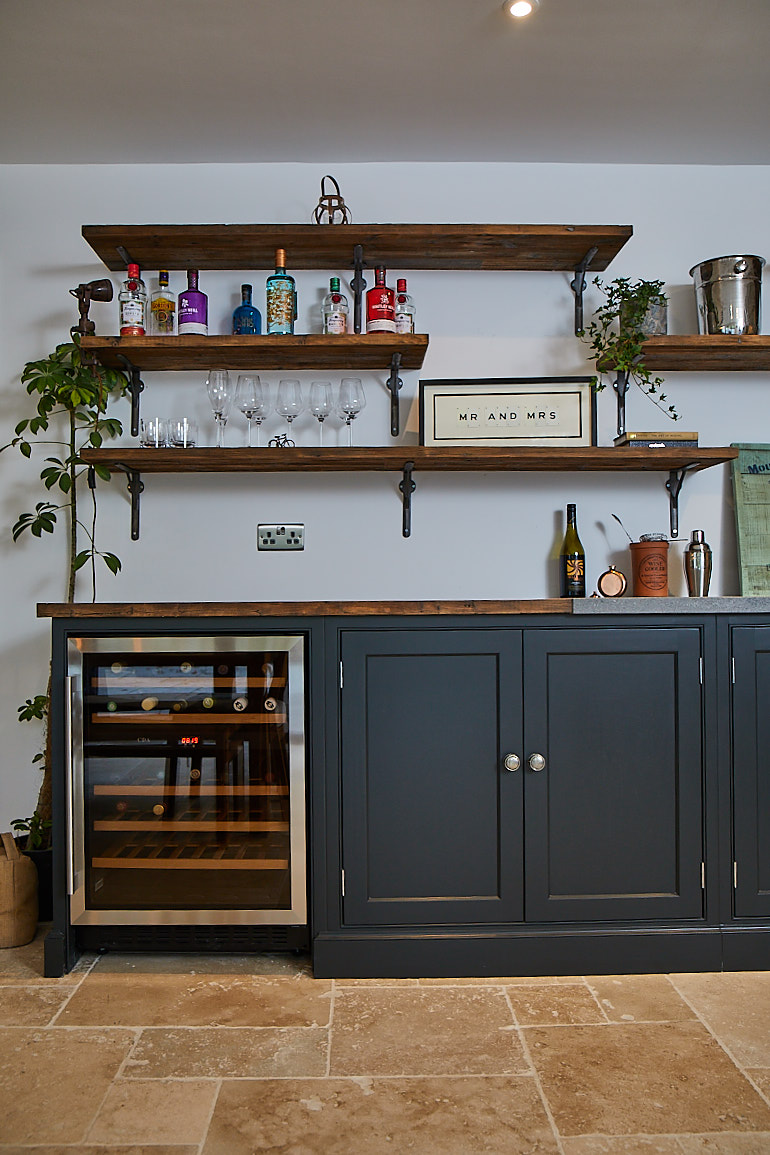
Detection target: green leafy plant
<box><xmin>581</xmin><ymin>276</ymin><xmax>679</xmax><ymax>421</ymax></box>
<box><xmin>11</xmin><ymin>812</ymin><xmax>53</xmax><ymax>852</ymax></box>
<box><xmin>2</xmin><ymin>338</ymin><xmax>129</xmax><ymax>829</ymax></box>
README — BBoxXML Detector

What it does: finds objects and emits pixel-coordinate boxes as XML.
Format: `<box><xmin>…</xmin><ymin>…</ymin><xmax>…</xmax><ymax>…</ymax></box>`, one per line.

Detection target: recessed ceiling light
<box><xmin>503</xmin><ymin>0</ymin><xmax>540</xmax><ymax>17</ymax></box>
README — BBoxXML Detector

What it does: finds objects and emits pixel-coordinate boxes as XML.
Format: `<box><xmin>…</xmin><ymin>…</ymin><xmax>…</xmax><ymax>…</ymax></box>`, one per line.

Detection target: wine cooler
<box><xmin>64</xmin><ymin>634</ymin><xmax>307</xmax><ymax>946</ymax></box>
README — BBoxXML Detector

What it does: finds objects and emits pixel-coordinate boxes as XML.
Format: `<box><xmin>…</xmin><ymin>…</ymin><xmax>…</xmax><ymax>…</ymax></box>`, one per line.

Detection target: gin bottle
<box><xmin>322</xmin><ymin>276</ymin><xmax>349</xmax><ymax>334</ymax></box>
<box><xmin>178</xmin><ymin>270</ymin><xmax>208</xmax><ymax>335</ymax></box>
<box><xmin>266</xmin><ymin>249</ymin><xmax>297</xmax><ymax>335</ymax></box>
<box><xmin>232</xmin><ymin>284</ymin><xmax>262</xmax><ymax>334</ymax></box>
<box><xmin>150</xmin><ymin>269</ymin><xmax>175</xmax><ymax>335</ymax></box>
<box><xmin>395</xmin><ymin>278</ymin><xmax>416</xmax><ymax>334</ymax></box>
<box><xmin>365</xmin><ymin>266</ymin><xmax>396</xmax><ymax>333</ymax></box>
<box><xmin>119</xmin><ymin>263</ymin><xmax>147</xmax><ymax>335</ymax></box>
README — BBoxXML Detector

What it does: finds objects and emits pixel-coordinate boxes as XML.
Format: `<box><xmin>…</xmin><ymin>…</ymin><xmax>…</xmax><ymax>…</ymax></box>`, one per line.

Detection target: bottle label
<box><xmin>565</xmin><ymin>558</ymin><xmax>585</xmax><ymax>584</ymax></box>
<box><xmin>178</xmin><ymin>291</ymin><xmax>208</xmax><ymax>335</ymax></box>
<box><xmin>121</xmin><ymin>301</ymin><xmax>144</xmax><ymax>326</ymax></box>
<box><xmin>267</xmin><ymin>280</ymin><xmax>295</xmax><ymax>332</ymax></box>
<box><xmin>325</xmin><ymin>311</ymin><xmax>347</xmax><ymax>334</ymax></box>
<box><xmin>395</xmin><ymin>312</ymin><xmax>415</xmax><ymax>334</ymax></box>
<box><xmin>367</xmin><ymin>288</ymin><xmax>395</xmax><ymax>333</ymax></box>
<box><xmin>151</xmin><ymin>297</ymin><xmax>175</xmax><ymax>334</ymax></box>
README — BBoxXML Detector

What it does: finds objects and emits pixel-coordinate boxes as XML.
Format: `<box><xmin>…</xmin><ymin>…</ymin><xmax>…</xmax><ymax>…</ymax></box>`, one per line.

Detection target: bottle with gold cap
<box><xmin>266</xmin><ymin>248</ymin><xmax>297</xmax><ymax>334</ymax></box>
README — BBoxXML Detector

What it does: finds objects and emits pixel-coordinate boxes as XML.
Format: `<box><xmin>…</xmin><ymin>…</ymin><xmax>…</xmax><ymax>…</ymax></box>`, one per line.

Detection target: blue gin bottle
<box><xmin>232</xmin><ymin>284</ymin><xmax>262</xmax><ymax>335</ymax></box>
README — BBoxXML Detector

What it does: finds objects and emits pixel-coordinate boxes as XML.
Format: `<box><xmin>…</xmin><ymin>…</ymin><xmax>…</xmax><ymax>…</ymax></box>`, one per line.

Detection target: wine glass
<box><xmin>275</xmin><ymin>379</ymin><xmax>305</xmax><ymax>442</ymax></box>
<box><xmin>206</xmin><ymin>369</ymin><xmax>233</xmax><ymax>448</ymax></box>
<box><xmin>236</xmin><ymin>375</ymin><xmax>269</xmax><ymax>446</ymax></box>
<box><xmin>309</xmin><ymin>380</ymin><xmax>334</xmax><ymax>445</ymax></box>
<box><xmin>336</xmin><ymin>378</ymin><xmax>366</xmax><ymax>446</ymax></box>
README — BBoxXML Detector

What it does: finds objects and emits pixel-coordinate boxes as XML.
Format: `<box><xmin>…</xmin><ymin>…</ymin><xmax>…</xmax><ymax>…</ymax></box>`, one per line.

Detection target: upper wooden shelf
<box><xmin>82</xmin><ymin>333</ymin><xmax>428</xmax><ymax>372</ymax></box>
<box><xmin>81</xmin><ymin>223</ymin><xmax>633</xmax><ymax>273</ymax></box>
<box><xmin>639</xmin><ymin>335</ymin><xmax>770</xmax><ymax>372</ymax></box>
<box><xmin>80</xmin><ymin>445</ymin><xmax>738</xmax><ymax>475</ymax></box>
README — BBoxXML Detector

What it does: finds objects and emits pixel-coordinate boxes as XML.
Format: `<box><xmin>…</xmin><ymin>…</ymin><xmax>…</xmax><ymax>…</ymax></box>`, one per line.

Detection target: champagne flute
<box><xmin>206</xmin><ymin>369</ymin><xmax>233</xmax><ymax>448</ymax></box>
<box><xmin>237</xmin><ymin>375</ymin><xmax>268</xmax><ymax>446</ymax></box>
<box><xmin>275</xmin><ymin>379</ymin><xmax>305</xmax><ymax>442</ymax></box>
<box><xmin>309</xmin><ymin>380</ymin><xmax>333</xmax><ymax>445</ymax></box>
<box><xmin>336</xmin><ymin>377</ymin><xmax>366</xmax><ymax>446</ymax></box>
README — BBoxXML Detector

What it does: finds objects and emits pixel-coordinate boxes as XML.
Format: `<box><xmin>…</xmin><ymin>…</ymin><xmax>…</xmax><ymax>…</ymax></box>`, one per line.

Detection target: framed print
<box><xmin>419</xmin><ymin>376</ymin><xmax>597</xmax><ymax>448</ymax></box>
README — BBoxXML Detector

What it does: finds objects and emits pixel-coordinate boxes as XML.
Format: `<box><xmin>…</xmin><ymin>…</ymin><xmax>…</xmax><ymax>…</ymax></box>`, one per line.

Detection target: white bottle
<box><xmin>395</xmin><ymin>278</ymin><xmax>416</xmax><ymax>334</ymax></box>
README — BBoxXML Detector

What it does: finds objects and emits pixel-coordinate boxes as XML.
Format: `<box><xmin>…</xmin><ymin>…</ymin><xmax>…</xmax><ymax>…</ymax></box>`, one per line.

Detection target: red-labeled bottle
<box><xmin>119</xmin><ymin>263</ymin><xmax>147</xmax><ymax>335</ymax></box>
<box><xmin>365</xmin><ymin>266</ymin><xmax>396</xmax><ymax>333</ymax></box>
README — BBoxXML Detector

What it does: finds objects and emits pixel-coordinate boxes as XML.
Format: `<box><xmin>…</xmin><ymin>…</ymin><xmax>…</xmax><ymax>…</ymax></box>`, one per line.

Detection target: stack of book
<box><xmin>614</xmin><ymin>430</ymin><xmax>699</xmax><ymax>448</ymax></box>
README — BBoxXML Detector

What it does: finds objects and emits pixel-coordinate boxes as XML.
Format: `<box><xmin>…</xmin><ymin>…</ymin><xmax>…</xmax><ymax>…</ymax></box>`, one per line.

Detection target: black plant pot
<box><xmin>19</xmin><ymin>844</ymin><xmax>53</xmax><ymax>921</ymax></box>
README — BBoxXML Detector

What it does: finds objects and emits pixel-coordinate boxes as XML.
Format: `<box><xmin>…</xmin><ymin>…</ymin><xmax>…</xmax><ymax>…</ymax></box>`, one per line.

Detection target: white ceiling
<box><xmin>1</xmin><ymin>0</ymin><xmax>769</xmax><ymax>166</ymax></box>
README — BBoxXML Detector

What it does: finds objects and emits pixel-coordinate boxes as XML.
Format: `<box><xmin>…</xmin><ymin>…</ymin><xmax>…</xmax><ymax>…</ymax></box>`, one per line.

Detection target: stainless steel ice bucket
<box><xmin>689</xmin><ymin>254</ymin><xmax>765</xmax><ymax>335</ymax></box>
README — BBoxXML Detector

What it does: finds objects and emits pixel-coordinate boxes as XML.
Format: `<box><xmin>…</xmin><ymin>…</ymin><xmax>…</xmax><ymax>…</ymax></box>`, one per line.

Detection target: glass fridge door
<box><xmin>66</xmin><ymin>635</ymin><xmax>306</xmax><ymax>925</ymax></box>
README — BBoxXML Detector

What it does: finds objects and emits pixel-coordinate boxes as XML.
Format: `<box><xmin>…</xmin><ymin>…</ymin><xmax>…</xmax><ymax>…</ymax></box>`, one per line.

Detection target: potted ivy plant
<box><xmin>2</xmin><ymin>338</ymin><xmax>129</xmax><ymax>911</ymax></box>
<box><xmin>581</xmin><ymin>276</ymin><xmax>679</xmax><ymax>426</ymax></box>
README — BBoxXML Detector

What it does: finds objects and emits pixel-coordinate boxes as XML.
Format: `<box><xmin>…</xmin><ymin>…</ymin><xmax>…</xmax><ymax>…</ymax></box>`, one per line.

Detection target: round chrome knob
<box><xmin>528</xmin><ymin>753</ymin><xmax>546</xmax><ymax>772</ymax></box>
<box><xmin>503</xmin><ymin>753</ymin><xmax>521</xmax><ymax>772</ymax></box>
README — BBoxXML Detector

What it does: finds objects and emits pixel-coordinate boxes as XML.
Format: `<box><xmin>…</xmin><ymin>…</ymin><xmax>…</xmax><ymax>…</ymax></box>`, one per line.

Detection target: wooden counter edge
<box><xmin>37</xmin><ymin>600</ymin><xmax>570</xmax><ymax>619</ymax></box>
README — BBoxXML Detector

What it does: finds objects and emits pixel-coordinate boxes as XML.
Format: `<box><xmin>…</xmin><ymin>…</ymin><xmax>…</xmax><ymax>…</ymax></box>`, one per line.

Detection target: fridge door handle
<box><xmin>65</xmin><ymin>675</ymin><xmax>74</xmax><ymax>896</ymax></box>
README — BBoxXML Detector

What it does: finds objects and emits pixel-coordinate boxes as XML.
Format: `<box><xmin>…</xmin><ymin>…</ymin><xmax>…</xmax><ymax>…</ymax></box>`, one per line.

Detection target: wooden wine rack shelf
<box><xmin>91</xmin><ymin>711</ymin><xmax>286</xmax><ymax>724</ymax></box>
<box><xmin>93</xmin><ymin>785</ymin><xmax>289</xmax><ymax>797</ymax></box>
<box><xmin>94</xmin><ymin>820</ymin><xmax>289</xmax><ymax>833</ymax></box>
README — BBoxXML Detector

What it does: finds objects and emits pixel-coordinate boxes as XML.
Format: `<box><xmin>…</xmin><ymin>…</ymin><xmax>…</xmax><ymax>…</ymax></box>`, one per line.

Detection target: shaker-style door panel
<box><xmin>731</xmin><ymin>626</ymin><xmax>770</xmax><ymax>918</ymax></box>
<box><xmin>523</xmin><ymin>627</ymin><xmax>704</xmax><ymax>923</ymax></box>
<box><xmin>340</xmin><ymin>630</ymin><xmax>523</xmax><ymax>926</ymax></box>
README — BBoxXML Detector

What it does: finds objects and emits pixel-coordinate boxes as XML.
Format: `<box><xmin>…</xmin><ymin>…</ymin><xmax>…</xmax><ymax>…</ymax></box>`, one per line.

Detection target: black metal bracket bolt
<box><xmin>570</xmin><ymin>246</ymin><xmax>599</xmax><ymax>336</ymax></box>
<box><xmin>399</xmin><ymin>461</ymin><xmax>416</xmax><ymax>538</ymax></box>
<box><xmin>350</xmin><ymin>244</ymin><xmax>367</xmax><ymax>334</ymax></box>
<box><xmin>665</xmin><ymin>466</ymin><xmax>692</xmax><ymax>539</ymax></box>
<box><xmin>613</xmin><ymin>367</ymin><xmax>630</xmax><ymax>439</ymax></box>
<box><xmin>125</xmin><ymin>469</ymin><xmax>144</xmax><ymax>541</ymax></box>
<box><xmin>387</xmin><ymin>353</ymin><xmax>403</xmax><ymax>438</ymax></box>
<box><xmin>117</xmin><ymin>355</ymin><xmax>145</xmax><ymax>438</ymax></box>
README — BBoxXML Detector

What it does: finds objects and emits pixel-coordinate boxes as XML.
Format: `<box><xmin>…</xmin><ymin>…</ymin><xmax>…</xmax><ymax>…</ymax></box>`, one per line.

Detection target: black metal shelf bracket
<box><xmin>399</xmin><ymin>461</ymin><xmax>416</xmax><ymax>538</ymax></box>
<box><xmin>665</xmin><ymin>466</ymin><xmax>693</xmax><ymax>539</ymax></box>
<box><xmin>115</xmin><ymin>245</ymin><xmax>132</xmax><ymax>268</ymax></box>
<box><xmin>125</xmin><ymin>469</ymin><xmax>144</xmax><ymax>541</ymax></box>
<box><xmin>570</xmin><ymin>246</ymin><xmax>599</xmax><ymax>336</ymax></box>
<box><xmin>117</xmin><ymin>355</ymin><xmax>145</xmax><ymax>438</ymax></box>
<box><xmin>350</xmin><ymin>244</ymin><xmax>367</xmax><ymax>334</ymax></box>
<box><xmin>613</xmin><ymin>367</ymin><xmax>630</xmax><ymax>439</ymax></box>
<box><xmin>387</xmin><ymin>353</ymin><xmax>404</xmax><ymax>438</ymax></box>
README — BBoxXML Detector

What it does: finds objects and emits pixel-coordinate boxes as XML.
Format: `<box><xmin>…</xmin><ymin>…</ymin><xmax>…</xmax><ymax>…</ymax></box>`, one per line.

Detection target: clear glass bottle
<box><xmin>322</xmin><ymin>276</ymin><xmax>349</xmax><ymax>334</ymax></box>
<box><xmin>119</xmin><ymin>263</ymin><xmax>147</xmax><ymax>336</ymax></box>
<box><xmin>266</xmin><ymin>248</ymin><xmax>297</xmax><ymax>335</ymax></box>
<box><xmin>149</xmin><ymin>269</ymin><xmax>175</xmax><ymax>335</ymax></box>
<box><xmin>178</xmin><ymin>270</ymin><xmax>208</xmax><ymax>335</ymax></box>
<box><xmin>232</xmin><ymin>284</ymin><xmax>262</xmax><ymax>335</ymax></box>
<box><xmin>395</xmin><ymin>277</ymin><xmax>416</xmax><ymax>334</ymax></box>
<box><xmin>559</xmin><ymin>503</ymin><xmax>586</xmax><ymax>598</ymax></box>
<box><xmin>365</xmin><ymin>266</ymin><xmax>396</xmax><ymax>333</ymax></box>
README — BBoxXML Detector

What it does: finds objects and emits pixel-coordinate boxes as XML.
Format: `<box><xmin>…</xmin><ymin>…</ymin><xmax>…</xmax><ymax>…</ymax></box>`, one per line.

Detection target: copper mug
<box><xmin>630</xmin><ymin>535</ymin><xmax>669</xmax><ymax>597</ymax></box>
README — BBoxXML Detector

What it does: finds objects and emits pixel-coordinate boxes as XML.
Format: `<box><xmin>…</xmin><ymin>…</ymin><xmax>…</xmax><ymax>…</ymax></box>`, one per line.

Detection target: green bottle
<box><xmin>560</xmin><ymin>503</ymin><xmax>586</xmax><ymax>598</ymax></box>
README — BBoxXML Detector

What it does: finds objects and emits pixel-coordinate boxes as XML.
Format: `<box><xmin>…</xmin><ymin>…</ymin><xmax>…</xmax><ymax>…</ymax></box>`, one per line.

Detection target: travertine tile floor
<box><xmin>1</xmin><ymin>929</ymin><xmax>770</xmax><ymax>1153</ymax></box>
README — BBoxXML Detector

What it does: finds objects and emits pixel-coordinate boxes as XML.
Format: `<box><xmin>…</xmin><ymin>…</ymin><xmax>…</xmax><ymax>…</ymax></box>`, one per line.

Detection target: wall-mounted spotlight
<box><xmin>70</xmin><ymin>278</ymin><xmax>114</xmax><ymax>337</ymax></box>
<box><xmin>503</xmin><ymin>0</ymin><xmax>540</xmax><ymax>16</ymax></box>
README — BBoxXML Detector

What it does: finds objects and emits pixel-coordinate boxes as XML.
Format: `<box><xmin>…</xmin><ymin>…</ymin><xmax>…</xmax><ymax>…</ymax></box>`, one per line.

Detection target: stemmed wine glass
<box><xmin>236</xmin><ymin>375</ymin><xmax>269</xmax><ymax>446</ymax></box>
<box><xmin>336</xmin><ymin>378</ymin><xmax>366</xmax><ymax>446</ymax></box>
<box><xmin>275</xmin><ymin>379</ymin><xmax>305</xmax><ymax>442</ymax></box>
<box><xmin>309</xmin><ymin>380</ymin><xmax>334</xmax><ymax>445</ymax></box>
<box><xmin>206</xmin><ymin>369</ymin><xmax>233</xmax><ymax>448</ymax></box>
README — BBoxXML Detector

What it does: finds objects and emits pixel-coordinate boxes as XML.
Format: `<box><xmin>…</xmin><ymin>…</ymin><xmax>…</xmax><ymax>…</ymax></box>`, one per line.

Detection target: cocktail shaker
<box><xmin>684</xmin><ymin>529</ymin><xmax>712</xmax><ymax>596</ymax></box>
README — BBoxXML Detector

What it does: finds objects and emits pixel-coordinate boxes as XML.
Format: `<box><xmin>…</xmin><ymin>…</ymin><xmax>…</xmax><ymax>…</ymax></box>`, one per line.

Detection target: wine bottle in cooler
<box><xmin>559</xmin><ymin>503</ymin><xmax>586</xmax><ymax>598</ymax></box>
<box><xmin>365</xmin><ymin>266</ymin><xmax>396</xmax><ymax>333</ymax></box>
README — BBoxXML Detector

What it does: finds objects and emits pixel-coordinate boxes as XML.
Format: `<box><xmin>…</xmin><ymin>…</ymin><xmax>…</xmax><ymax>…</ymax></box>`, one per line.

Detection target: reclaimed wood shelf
<box><xmin>639</xmin><ymin>335</ymin><xmax>770</xmax><ymax>372</ymax></box>
<box><xmin>82</xmin><ymin>223</ymin><xmax>633</xmax><ymax>272</ymax></box>
<box><xmin>82</xmin><ymin>332</ymin><xmax>429</xmax><ymax>372</ymax></box>
<box><xmin>81</xmin><ymin>444</ymin><xmax>738</xmax><ymax>542</ymax></box>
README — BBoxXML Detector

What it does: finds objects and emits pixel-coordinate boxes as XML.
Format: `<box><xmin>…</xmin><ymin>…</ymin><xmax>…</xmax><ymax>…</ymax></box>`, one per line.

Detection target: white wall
<box><xmin>1</xmin><ymin>161</ymin><xmax>769</xmax><ymax>825</ymax></box>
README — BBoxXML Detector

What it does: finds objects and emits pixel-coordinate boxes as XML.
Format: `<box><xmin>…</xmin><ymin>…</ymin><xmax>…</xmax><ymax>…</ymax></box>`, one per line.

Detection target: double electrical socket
<box><xmin>257</xmin><ymin>523</ymin><xmax>305</xmax><ymax>551</ymax></box>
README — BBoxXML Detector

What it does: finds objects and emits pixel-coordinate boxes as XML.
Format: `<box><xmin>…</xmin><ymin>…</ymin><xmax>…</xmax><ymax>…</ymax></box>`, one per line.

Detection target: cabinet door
<box><xmin>731</xmin><ymin>626</ymin><xmax>770</xmax><ymax>918</ymax></box>
<box><xmin>340</xmin><ymin>630</ymin><xmax>523</xmax><ymax>926</ymax></box>
<box><xmin>523</xmin><ymin>627</ymin><xmax>704</xmax><ymax>923</ymax></box>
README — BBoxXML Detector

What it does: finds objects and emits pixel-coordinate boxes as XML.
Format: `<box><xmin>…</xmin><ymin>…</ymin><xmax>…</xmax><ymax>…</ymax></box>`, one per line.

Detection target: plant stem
<box><xmin>67</xmin><ymin>409</ymin><xmax>77</xmax><ymax>603</ymax></box>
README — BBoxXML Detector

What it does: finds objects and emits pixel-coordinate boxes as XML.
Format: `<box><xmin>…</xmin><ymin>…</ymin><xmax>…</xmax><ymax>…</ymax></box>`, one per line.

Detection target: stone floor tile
<box><xmin>507</xmin><ymin>983</ymin><xmax>607</xmax><ymax>1025</ymax></box>
<box><xmin>202</xmin><ymin>1076</ymin><xmax>559</xmax><ymax>1154</ymax></box>
<box><xmin>87</xmin><ymin>1079</ymin><xmax>218</xmax><ymax>1146</ymax></box>
<box><xmin>0</xmin><ymin>1147</ymin><xmax>199</xmax><ymax>1154</ymax></box>
<box><xmin>587</xmin><ymin>975</ymin><xmax>698</xmax><ymax>1023</ymax></box>
<box><xmin>0</xmin><ymin>924</ymin><xmax>93</xmax><ymax>983</ymax></box>
<box><xmin>746</xmin><ymin>1070</ymin><xmax>770</xmax><ymax>1099</ymax></box>
<box><xmin>94</xmin><ymin>950</ymin><xmax>312</xmax><ymax>976</ymax></box>
<box><xmin>419</xmin><ymin>975</ymin><xmax>586</xmax><ymax>986</ymax></box>
<box><xmin>0</xmin><ymin>1026</ymin><xmax>135</xmax><ymax>1144</ymax></box>
<box><xmin>124</xmin><ymin>1025</ymin><xmax>328</xmax><ymax>1078</ymax></box>
<box><xmin>525</xmin><ymin>1021</ymin><xmax>770</xmax><ymax>1136</ymax></box>
<box><xmin>669</xmin><ymin>973</ymin><xmax>770</xmax><ymax>1067</ymax></box>
<box><xmin>676</xmin><ymin>1136</ymin><xmax>770</xmax><ymax>1153</ymax></box>
<box><xmin>57</xmin><ymin>972</ymin><xmax>332</xmax><ymax>1027</ymax></box>
<box><xmin>561</xmin><ymin>1138</ymin><xmax>683</xmax><ymax>1154</ymax></box>
<box><xmin>329</xmin><ymin>985</ymin><xmax>527</xmax><ymax>1076</ymax></box>
<box><xmin>0</xmin><ymin>983</ymin><xmax>71</xmax><ymax>1025</ymax></box>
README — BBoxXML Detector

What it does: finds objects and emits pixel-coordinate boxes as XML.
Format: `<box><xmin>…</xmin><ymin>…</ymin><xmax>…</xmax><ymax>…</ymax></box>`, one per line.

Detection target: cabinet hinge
<box><xmin>341</xmin><ymin>868</ymin><xmax>346</xmax><ymax>897</ymax></box>
<box><xmin>339</xmin><ymin>661</ymin><xmax>344</xmax><ymax>690</ymax></box>
<box><xmin>734</xmin><ymin>861</ymin><xmax>738</xmax><ymax>889</ymax></box>
<box><xmin>732</xmin><ymin>657</ymin><xmax>736</xmax><ymax>684</ymax></box>
<box><xmin>701</xmin><ymin>862</ymin><xmax>706</xmax><ymax>890</ymax></box>
<box><xmin>699</xmin><ymin>657</ymin><xmax>703</xmax><ymax>684</ymax></box>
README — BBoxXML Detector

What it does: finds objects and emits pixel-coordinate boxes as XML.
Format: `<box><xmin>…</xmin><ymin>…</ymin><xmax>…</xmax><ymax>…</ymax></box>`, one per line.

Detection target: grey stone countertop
<box><xmin>573</xmin><ymin>596</ymin><xmax>770</xmax><ymax>614</ymax></box>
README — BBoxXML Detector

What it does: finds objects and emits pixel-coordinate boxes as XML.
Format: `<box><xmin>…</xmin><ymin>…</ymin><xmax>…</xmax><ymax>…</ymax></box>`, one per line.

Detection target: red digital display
<box><xmin>180</xmin><ymin>736</ymin><xmax>200</xmax><ymax>745</ymax></box>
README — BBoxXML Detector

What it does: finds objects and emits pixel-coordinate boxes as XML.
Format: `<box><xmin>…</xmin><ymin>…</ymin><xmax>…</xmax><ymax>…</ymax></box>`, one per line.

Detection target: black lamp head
<box><xmin>70</xmin><ymin>277</ymin><xmax>114</xmax><ymax>336</ymax></box>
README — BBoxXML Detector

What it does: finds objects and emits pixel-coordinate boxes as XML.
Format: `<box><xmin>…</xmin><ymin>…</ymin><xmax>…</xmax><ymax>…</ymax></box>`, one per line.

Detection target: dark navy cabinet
<box><xmin>730</xmin><ymin>625</ymin><xmax>770</xmax><ymax>920</ymax></box>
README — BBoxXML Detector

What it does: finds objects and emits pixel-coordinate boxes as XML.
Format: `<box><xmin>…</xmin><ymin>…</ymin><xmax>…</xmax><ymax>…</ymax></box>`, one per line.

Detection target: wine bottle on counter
<box><xmin>560</xmin><ymin>503</ymin><xmax>586</xmax><ymax>598</ymax></box>
<box><xmin>178</xmin><ymin>270</ymin><xmax>208</xmax><ymax>335</ymax></box>
<box><xmin>266</xmin><ymin>248</ymin><xmax>297</xmax><ymax>335</ymax></box>
<box><xmin>232</xmin><ymin>284</ymin><xmax>262</xmax><ymax>334</ymax></box>
<box><xmin>395</xmin><ymin>278</ymin><xmax>416</xmax><ymax>333</ymax></box>
<box><xmin>119</xmin><ymin>264</ymin><xmax>147</xmax><ymax>335</ymax></box>
<box><xmin>365</xmin><ymin>266</ymin><xmax>396</xmax><ymax>333</ymax></box>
